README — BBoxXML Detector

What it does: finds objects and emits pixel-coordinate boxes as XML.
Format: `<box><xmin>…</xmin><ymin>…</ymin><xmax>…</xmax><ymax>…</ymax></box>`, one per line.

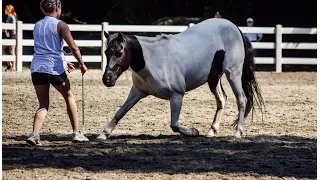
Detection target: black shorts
<box><xmin>31</xmin><ymin>72</ymin><xmax>67</xmax><ymax>86</ymax></box>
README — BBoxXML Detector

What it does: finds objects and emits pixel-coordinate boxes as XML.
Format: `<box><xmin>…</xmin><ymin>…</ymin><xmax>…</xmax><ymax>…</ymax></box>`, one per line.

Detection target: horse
<box><xmin>97</xmin><ymin>18</ymin><xmax>264</xmax><ymax>140</ymax></box>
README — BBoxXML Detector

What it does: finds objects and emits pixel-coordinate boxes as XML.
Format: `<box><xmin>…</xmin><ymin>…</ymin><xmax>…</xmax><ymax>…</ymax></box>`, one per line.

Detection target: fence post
<box><xmin>101</xmin><ymin>22</ymin><xmax>108</xmax><ymax>72</ymax></box>
<box><xmin>275</xmin><ymin>24</ymin><xmax>282</xmax><ymax>73</ymax></box>
<box><xmin>16</xmin><ymin>21</ymin><xmax>23</xmax><ymax>72</ymax></box>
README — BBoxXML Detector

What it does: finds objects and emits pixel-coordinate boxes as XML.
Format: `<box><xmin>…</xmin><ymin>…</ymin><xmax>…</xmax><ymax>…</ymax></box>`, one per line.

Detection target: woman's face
<box><xmin>4</xmin><ymin>9</ymin><xmax>9</xmax><ymax>15</ymax></box>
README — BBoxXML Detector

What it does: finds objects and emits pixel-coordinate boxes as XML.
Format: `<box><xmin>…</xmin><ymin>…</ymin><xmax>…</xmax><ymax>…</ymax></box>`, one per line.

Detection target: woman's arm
<box><xmin>57</xmin><ymin>21</ymin><xmax>84</xmax><ymax>66</ymax></box>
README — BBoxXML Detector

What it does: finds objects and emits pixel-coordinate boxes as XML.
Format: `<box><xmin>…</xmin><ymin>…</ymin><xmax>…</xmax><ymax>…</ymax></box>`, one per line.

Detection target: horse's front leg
<box><xmin>97</xmin><ymin>86</ymin><xmax>147</xmax><ymax>140</ymax></box>
<box><xmin>170</xmin><ymin>93</ymin><xmax>199</xmax><ymax>136</ymax></box>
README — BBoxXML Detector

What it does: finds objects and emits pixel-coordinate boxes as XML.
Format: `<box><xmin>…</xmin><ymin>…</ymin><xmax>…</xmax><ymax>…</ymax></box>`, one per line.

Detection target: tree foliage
<box><xmin>2</xmin><ymin>0</ymin><xmax>316</xmax><ymax>27</ymax></box>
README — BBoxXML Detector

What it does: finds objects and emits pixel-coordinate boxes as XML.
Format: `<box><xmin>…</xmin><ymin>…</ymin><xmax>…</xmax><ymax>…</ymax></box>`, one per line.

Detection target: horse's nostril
<box><xmin>104</xmin><ymin>72</ymin><xmax>112</xmax><ymax>81</ymax></box>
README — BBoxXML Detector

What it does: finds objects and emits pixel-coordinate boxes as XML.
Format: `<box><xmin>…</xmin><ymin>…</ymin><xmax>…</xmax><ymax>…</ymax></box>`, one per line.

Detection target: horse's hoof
<box><xmin>206</xmin><ymin>129</ymin><xmax>215</xmax><ymax>137</ymax></box>
<box><xmin>96</xmin><ymin>133</ymin><xmax>107</xmax><ymax>141</ymax></box>
<box><xmin>234</xmin><ymin>131</ymin><xmax>242</xmax><ymax>138</ymax></box>
<box><xmin>190</xmin><ymin>128</ymin><xmax>200</xmax><ymax>136</ymax></box>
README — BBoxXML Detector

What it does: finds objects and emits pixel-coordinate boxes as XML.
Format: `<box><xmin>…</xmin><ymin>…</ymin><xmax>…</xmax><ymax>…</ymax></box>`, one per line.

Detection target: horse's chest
<box><xmin>133</xmin><ymin>74</ymin><xmax>172</xmax><ymax>100</ymax></box>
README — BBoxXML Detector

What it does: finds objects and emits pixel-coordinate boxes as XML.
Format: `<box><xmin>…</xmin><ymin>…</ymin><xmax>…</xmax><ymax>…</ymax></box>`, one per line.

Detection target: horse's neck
<box><xmin>126</xmin><ymin>36</ymin><xmax>146</xmax><ymax>72</ymax></box>
<box><xmin>136</xmin><ymin>35</ymin><xmax>172</xmax><ymax>51</ymax></box>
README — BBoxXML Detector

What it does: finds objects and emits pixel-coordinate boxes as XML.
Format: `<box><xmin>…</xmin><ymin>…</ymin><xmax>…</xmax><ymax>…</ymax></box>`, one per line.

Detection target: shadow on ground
<box><xmin>2</xmin><ymin>134</ymin><xmax>316</xmax><ymax>179</ymax></box>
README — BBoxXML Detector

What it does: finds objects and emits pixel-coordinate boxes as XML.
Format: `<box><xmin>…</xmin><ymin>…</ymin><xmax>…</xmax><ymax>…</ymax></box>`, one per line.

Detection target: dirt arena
<box><xmin>2</xmin><ymin>70</ymin><xmax>317</xmax><ymax>180</ymax></box>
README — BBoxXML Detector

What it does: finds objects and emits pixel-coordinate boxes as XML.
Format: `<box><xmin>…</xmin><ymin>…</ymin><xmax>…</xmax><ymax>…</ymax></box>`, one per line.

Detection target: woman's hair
<box><xmin>5</xmin><ymin>5</ymin><xmax>18</xmax><ymax>20</ymax></box>
<box><xmin>40</xmin><ymin>0</ymin><xmax>61</xmax><ymax>14</ymax></box>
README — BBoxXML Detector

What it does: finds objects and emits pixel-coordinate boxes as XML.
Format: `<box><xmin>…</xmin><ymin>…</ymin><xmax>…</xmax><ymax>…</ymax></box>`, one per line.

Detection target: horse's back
<box><xmin>134</xmin><ymin>18</ymin><xmax>245</xmax><ymax>95</ymax></box>
<box><xmin>175</xmin><ymin>18</ymin><xmax>242</xmax><ymax>46</ymax></box>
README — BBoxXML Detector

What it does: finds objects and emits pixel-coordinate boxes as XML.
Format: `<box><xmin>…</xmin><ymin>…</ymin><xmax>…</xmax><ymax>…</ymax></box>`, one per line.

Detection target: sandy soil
<box><xmin>2</xmin><ymin>70</ymin><xmax>317</xmax><ymax>180</ymax></box>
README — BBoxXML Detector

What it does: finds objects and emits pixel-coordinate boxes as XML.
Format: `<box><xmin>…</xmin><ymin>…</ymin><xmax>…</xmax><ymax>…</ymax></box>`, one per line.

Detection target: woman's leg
<box><xmin>53</xmin><ymin>77</ymin><xmax>80</xmax><ymax>133</ymax></box>
<box><xmin>45</xmin><ymin>72</ymin><xmax>88</xmax><ymax>142</ymax></box>
<box><xmin>9</xmin><ymin>45</ymin><xmax>16</xmax><ymax>70</ymax></box>
<box><xmin>32</xmin><ymin>84</ymin><xmax>50</xmax><ymax>137</ymax></box>
<box><xmin>53</xmin><ymin>75</ymin><xmax>88</xmax><ymax>142</ymax></box>
<box><xmin>2</xmin><ymin>46</ymin><xmax>12</xmax><ymax>70</ymax></box>
<box><xmin>2</xmin><ymin>46</ymin><xmax>7</xmax><ymax>55</ymax></box>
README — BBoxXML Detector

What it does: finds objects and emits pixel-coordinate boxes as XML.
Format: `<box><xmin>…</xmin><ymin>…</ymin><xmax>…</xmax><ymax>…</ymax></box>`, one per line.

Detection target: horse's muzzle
<box><xmin>102</xmin><ymin>74</ymin><xmax>115</xmax><ymax>87</ymax></box>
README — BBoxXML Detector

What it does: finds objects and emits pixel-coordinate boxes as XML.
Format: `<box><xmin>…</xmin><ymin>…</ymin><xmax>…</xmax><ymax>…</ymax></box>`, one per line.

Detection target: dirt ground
<box><xmin>2</xmin><ymin>70</ymin><xmax>317</xmax><ymax>180</ymax></box>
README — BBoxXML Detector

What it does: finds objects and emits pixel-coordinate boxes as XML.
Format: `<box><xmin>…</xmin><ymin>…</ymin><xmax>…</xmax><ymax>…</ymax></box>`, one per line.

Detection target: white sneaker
<box><xmin>72</xmin><ymin>132</ymin><xmax>89</xmax><ymax>142</ymax></box>
<box><xmin>26</xmin><ymin>132</ymin><xmax>42</xmax><ymax>146</ymax></box>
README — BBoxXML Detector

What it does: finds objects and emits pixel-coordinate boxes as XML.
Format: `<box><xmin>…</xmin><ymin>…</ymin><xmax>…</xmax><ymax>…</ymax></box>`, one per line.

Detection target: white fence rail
<box><xmin>2</xmin><ymin>21</ymin><xmax>317</xmax><ymax>72</ymax></box>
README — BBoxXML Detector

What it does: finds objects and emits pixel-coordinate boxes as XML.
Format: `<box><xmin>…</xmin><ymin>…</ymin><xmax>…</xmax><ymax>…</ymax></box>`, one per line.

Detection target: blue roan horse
<box><xmin>97</xmin><ymin>18</ymin><xmax>264</xmax><ymax>140</ymax></box>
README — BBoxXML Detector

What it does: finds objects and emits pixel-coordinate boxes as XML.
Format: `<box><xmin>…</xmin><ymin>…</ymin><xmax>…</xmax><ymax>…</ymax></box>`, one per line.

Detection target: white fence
<box><xmin>2</xmin><ymin>21</ymin><xmax>317</xmax><ymax>72</ymax></box>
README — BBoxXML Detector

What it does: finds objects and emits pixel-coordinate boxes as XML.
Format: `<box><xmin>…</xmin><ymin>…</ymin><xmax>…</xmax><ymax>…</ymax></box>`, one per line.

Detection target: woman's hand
<box><xmin>67</xmin><ymin>62</ymin><xmax>75</xmax><ymax>73</ymax></box>
<box><xmin>80</xmin><ymin>63</ymin><xmax>88</xmax><ymax>74</ymax></box>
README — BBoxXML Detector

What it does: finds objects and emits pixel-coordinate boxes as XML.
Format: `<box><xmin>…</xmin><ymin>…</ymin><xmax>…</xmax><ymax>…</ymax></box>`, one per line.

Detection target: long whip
<box><xmin>82</xmin><ymin>73</ymin><xmax>85</xmax><ymax>129</ymax></box>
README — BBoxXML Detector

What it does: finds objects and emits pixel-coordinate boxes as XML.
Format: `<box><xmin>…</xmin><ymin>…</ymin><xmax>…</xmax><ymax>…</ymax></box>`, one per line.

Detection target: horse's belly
<box><xmin>149</xmin><ymin>89</ymin><xmax>172</xmax><ymax>99</ymax></box>
<box><xmin>184</xmin><ymin>62</ymin><xmax>211</xmax><ymax>92</ymax></box>
<box><xmin>185</xmin><ymin>77</ymin><xmax>208</xmax><ymax>92</ymax></box>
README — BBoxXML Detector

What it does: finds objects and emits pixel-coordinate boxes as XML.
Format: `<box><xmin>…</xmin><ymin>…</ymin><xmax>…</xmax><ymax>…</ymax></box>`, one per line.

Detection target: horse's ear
<box><xmin>104</xmin><ymin>31</ymin><xmax>110</xmax><ymax>40</ymax></box>
<box><xmin>117</xmin><ymin>32</ymin><xmax>124</xmax><ymax>42</ymax></box>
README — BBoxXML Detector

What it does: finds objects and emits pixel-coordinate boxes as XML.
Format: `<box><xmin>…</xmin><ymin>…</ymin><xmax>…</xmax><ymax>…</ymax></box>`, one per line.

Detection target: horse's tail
<box><xmin>238</xmin><ymin>28</ymin><xmax>265</xmax><ymax>119</ymax></box>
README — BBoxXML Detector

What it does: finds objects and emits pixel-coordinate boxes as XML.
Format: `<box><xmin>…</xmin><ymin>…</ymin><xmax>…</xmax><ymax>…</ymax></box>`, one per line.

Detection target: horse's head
<box><xmin>102</xmin><ymin>31</ymin><xmax>131</xmax><ymax>87</ymax></box>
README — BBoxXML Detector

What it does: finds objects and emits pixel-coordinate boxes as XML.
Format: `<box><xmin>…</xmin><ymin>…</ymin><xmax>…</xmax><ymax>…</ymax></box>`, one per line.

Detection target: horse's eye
<box><xmin>115</xmin><ymin>52</ymin><xmax>122</xmax><ymax>57</ymax></box>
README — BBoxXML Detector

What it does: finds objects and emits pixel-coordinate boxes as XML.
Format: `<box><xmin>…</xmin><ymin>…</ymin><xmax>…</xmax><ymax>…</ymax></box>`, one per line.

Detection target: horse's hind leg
<box><xmin>224</xmin><ymin>67</ymin><xmax>247</xmax><ymax>138</ymax></box>
<box><xmin>206</xmin><ymin>50</ymin><xmax>227</xmax><ymax>137</ymax></box>
<box><xmin>206</xmin><ymin>78</ymin><xmax>227</xmax><ymax>137</ymax></box>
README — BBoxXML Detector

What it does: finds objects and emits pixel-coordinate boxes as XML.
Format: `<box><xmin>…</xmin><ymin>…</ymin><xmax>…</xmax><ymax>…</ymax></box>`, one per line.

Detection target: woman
<box><xmin>26</xmin><ymin>0</ymin><xmax>89</xmax><ymax>145</ymax></box>
<box><xmin>3</xmin><ymin>4</ymin><xmax>17</xmax><ymax>71</ymax></box>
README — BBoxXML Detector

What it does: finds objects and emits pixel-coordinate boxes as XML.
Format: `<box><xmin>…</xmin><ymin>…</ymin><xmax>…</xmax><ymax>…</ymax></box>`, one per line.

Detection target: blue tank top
<box><xmin>31</xmin><ymin>16</ymin><xmax>67</xmax><ymax>75</ymax></box>
<box><xmin>6</xmin><ymin>15</ymin><xmax>16</xmax><ymax>36</ymax></box>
